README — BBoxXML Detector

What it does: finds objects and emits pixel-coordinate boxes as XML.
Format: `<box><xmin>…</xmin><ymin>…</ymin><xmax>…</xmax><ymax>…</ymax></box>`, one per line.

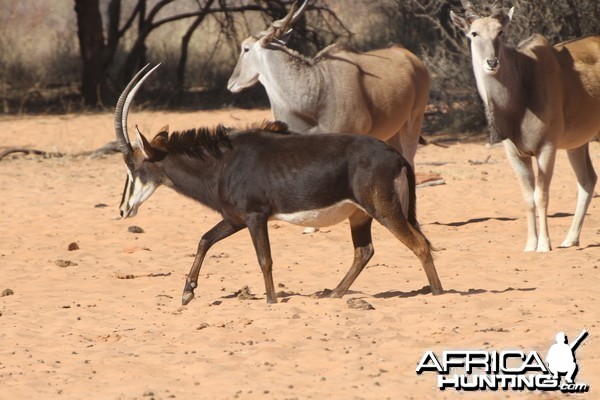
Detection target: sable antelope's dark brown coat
<box><xmin>115</xmin><ymin>65</ymin><xmax>443</xmax><ymax>305</ymax></box>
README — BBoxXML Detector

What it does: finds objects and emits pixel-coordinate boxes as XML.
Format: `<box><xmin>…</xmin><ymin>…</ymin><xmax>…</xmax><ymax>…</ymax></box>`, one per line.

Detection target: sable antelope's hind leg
<box><xmin>329</xmin><ymin>211</ymin><xmax>374</xmax><ymax>298</ymax></box>
<box><xmin>246</xmin><ymin>213</ymin><xmax>277</xmax><ymax>304</ymax></box>
<box><xmin>560</xmin><ymin>144</ymin><xmax>597</xmax><ymax>248</ymax></box>
<box><xmin>376</xmin><ymin>212</ymin><xmax>443</xmax><ymax>295</ymax></box>
<box><xmin>182</xmin><ymin>220</ymin><xmax>243</xmax><ymax>305</ymax></box>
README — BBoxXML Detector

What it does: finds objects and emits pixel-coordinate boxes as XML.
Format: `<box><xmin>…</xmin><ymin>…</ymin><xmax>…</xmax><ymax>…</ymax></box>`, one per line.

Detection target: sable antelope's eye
<box><xmin>471</xmin><ymin>32</ymin><xmax>478</xmax><ymax>37</ymax></box>
<box><xmin>498</xmin><ymin>31</ymin><xmax>504</xmax><ymax>37</ymax></box>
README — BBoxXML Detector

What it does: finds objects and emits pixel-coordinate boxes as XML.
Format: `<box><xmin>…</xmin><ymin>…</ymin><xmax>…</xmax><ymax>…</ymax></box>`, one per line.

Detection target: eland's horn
<box><xmin>490</xmin><ymin>0</ymin><xmax>505</xmax><ymax>16</ymax></box>
<box><xmin>272</xmin><ymin>0</ymin><xmax>308</xmax><ymax>30</ymax></box>
<box><xmin>114</xmin><ymin>64</ymin><xmax>161</xmax><ymax>156</ymax></box>
<box><xmin>461</xmin><ymin>0</ymin><xmax>480</xmax><ymax>21</ymax></box>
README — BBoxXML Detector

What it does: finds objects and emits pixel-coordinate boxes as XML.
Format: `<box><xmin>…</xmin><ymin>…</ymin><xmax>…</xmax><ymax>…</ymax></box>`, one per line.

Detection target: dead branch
<box><xmin>0</xmin><ymin>141</ymin><xmax>120</xmax><ymax>161</ymax></box>
<box><xmin>0</xmin><ymin>148</ymin><xmax>64</xmax><ymax>160</ymax></box>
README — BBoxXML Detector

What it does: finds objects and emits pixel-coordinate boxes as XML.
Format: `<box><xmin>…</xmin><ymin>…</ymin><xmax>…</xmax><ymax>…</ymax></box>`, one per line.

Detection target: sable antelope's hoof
<box><xmin>182</xmin><ymin>290</ymin><xmax>195</xmax><ymax>305</ymax></box>
<box><xmin>431</xmin><ymin>286</ymin><xmax>444</xmax><ymax>296</ymax></box>
<box><xmin>324</xmin><ymin>289</ymin><xmax>342</xmax><ymax>298</ymax></box>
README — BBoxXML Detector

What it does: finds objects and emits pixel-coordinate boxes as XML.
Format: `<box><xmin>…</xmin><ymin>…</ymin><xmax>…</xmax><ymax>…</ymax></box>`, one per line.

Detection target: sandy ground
<box><xmin>0</xmin><ymin>109</ymin><xmax>598</xmax><ymax>400</ymax></box>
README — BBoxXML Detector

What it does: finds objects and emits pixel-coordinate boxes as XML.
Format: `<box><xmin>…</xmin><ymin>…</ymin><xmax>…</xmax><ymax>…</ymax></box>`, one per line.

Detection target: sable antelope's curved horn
<box><xmin>114</xmin><ymin>63</ymin><xmax>161</xmax><ymax>156</ymax></box>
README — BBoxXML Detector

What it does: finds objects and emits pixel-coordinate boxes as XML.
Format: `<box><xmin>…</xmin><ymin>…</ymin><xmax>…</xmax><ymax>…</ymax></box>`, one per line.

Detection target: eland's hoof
<box><xmin>559</xmin><ymin>239</ymin><xmax>579</xmax><ymax>248</ymax></box>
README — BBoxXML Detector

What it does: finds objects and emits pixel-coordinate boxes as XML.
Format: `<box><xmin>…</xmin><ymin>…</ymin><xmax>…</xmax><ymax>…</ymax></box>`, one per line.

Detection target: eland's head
<box><xmin>114</xmin><ymin>64</ymin><xmax>167</xmax><ymax>218</ymax></box>
<box><xmin>450</xmin><ymin>0</ymin><xmax>514</xmax><ymax>75</ymax></box>
<box><xmin>227</xmin><ymin>0</ymin><xmax>308</xmax><ymax>93</ymax></box>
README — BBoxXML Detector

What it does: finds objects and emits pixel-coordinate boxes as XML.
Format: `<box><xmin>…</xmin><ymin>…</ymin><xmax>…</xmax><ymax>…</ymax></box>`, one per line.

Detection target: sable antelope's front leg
<box><xmin>330</xmin><ymin>211</ymin><xmax>374</xmax><ymax>298</ymax></box>
<box><xmin>182</xmin><ymin>220</ymin><xmax>243</xmax><ymax>305</ymax></box>
<box><xmin>245</xmin><ymin>213</ymin><xmax>277</xmax><ymax>304</ymax></box>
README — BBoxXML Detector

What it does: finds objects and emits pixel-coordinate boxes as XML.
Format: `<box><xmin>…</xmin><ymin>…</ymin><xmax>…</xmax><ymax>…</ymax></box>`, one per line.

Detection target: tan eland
<box><xmin>450</xmin><ymin>0</ymin><xmax>600</xmax><ymax>252</ymax></box>
<box><xmin>227</xmin><ymin>0</ymin><xmax>430</xmax><ymax>168</ymax></box>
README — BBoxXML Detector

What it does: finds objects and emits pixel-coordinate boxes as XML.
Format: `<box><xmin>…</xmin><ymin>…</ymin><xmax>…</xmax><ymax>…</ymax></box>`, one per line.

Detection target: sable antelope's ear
<box><xmin>135</xmin><ymin>125</ymin><xmax>155</xmax><ymax>160</ymax></box>
<box><xmin>450</xmin><ymin>11</ymin><xmax>470</xmax><ymax>33</ymax></box>
<box><xmin>151</xmin><ymin>125</ymin><xmax>169</xmax><ymax>152</ymax></box>
<box><xmin>157</xmin><ymin>125</ymin><xmax>169</xmax><ymax>135</ymax></box>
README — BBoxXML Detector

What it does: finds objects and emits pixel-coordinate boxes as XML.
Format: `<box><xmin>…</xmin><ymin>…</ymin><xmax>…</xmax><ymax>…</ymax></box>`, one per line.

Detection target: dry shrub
<box><xmin>1</xmin><ymin>0</ymin><xmax>599</xmax><ymax>125</ymax></box>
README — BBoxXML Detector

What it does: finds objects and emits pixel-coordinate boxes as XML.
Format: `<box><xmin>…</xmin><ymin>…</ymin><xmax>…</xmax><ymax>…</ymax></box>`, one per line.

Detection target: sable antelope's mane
<box><xmin>152</xmin><ymin>120</ymin><xmax>292</xmax><ymax>159</ymax></box>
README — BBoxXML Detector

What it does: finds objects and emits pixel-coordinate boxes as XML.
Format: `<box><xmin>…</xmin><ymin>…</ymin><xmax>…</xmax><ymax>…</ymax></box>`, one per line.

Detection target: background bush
<box><xmin>0</xmin><ymin>0</ymin><xmax>598</xmax><ymax>133</ymax></box>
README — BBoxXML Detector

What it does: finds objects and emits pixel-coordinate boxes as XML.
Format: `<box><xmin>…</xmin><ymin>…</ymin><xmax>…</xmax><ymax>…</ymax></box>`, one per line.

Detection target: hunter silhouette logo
<box><xmin>546</xmin><ymin>330</ymin><xmax>588</xmax><ymax>384</ymax></box>
<box><xmin>416</xmin><ymin>330</ymin><xmax>589</xmax><ymax>392</ymax></box>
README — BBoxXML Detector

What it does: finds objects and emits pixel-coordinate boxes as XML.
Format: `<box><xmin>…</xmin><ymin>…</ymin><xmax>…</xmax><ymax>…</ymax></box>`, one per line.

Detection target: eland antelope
<box><xmin>227</xmin><ymin>0</ymin><xmax>430</xmax><ymax>168</ymax></box>
<box><xmin>115</xmin><ymin>65</ymin><xmax>443</xmax><ymax>305</ymax></box>
<box><xmin>450</xmin><ymin>1</ymin><xmax>600</xmax><ymax>252</ymax></box>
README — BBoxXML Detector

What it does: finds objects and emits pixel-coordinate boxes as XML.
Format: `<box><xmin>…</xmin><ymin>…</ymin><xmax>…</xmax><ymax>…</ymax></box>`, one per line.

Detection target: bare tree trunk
<box><xmin>74</xmin><ymin>0</ymin><xmax>105</xmax><ymax>106</ymax></box>
<box><xmin>177</xmin><ymin>0</ymin><xmax>216</xmax><ymax>99</ymax></box>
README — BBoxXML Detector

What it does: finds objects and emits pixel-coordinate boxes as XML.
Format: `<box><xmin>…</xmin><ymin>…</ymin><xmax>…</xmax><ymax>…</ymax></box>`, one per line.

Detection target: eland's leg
<box><xmin>504</xmin><ymin>140</ymin><xmax>538</xmax><ymax>252</ymax></box>
<box><xmin>534</xmin><ymin>145</ymin><xmax>557</xmax><ymax>252</ymax></box>
<box><xmin>400</xmin><ymin>113</ymin><xmax>425</xmax><ymax>169</ymax></box>
<box><xmin>329</xmin><ymin>211</ymin><xmax>374</xmax><ymax>298</ymax></box>
<box><xmin>560</xmin><ymin>144</ymin><xmax>597</xmax><ymax>248</ymax></box>
<box><xmin>182</xmin><ymin>220</ymin><xmax>243</xmax><ymax>305</ymax></box>
<box><xmin>246</xmin><ymin>213</ymin><xmax>277</xmax><ymax>304</ymax></box>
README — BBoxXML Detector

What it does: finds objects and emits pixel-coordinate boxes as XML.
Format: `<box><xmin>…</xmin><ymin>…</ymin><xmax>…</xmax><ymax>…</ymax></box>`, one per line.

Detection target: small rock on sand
<box><xmin>128</xmin><ymin>226</ymin><xmax>144</xmax><ymax>234</ymax></box>
<box><xmin>234</xmin><ymin>285</ymin><xmax>258</xmax><ymax>300</ymax></box>
<box><xmin>1</xmin><ymin>288</ymin><xmax>14</xmax><ymax>297</ymax></box>
<box><xmin>346</xmin><ymin>298</ymin><xmax>375</xmax><ymax>310</ymax></box>
<box><xmin>55</xmin><ymin>259</ymin><xmax>78</xmax><ymax>267</ymax></box>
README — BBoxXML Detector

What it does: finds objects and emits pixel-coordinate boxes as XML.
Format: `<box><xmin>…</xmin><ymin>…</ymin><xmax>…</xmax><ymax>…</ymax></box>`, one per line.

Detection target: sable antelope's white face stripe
<box><xmin>119</xmin><ymin>169</ymin><xmax>157</xmax><ymax>218</ymax></box>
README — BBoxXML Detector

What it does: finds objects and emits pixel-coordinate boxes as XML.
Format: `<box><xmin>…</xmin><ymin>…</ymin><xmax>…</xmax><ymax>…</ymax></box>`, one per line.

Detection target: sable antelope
<box><xmin>115</xmin><ymin>65</ymin><xmax>443</xmax><ymax>305</ymax></box>
<box><xmin>450</xmin><ymin>1</ymin><xmax>600</xmax><ymax>252</ymax></box>
<box><xmin>227</xmin><ymin>0</ymin><xmax>430</xmax><ymax>168</ymax></box>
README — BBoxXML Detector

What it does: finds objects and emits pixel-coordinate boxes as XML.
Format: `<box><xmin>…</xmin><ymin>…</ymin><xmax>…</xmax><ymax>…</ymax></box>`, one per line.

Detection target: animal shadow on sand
<box><xmin>218</xmin><ymin>286</ymin><xmax>537</xmax><ymax>302</ymax></box>
<box><xmin>430</xmin><ymin>212</ymin><xmax>574</xmax><ymax>227</ymax></box>
<box><xmin>220</xmin><ymin>287</ymin><xmax>365</xmax><ymax>303</ymax></box>
<box><xmin>430</xmin><ymin>216</ymin><xmax>517</xmax><ymax>227</ymax></box>
<box><xmin>373</xmin><ymin>286</ymin><xmax>536</xmax><ymax>299</ymax></box>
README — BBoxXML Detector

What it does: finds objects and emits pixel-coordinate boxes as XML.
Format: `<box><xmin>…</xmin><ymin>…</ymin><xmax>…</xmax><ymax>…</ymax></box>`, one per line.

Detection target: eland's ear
<box><xmin>450</xmin><ymin>11</ymin><xmax>470</xmax><ymax>34</ymax></box>
<box><xmin>135</xmin><ymin>125</ymin><xmax>155</xmax><ymax>160</ymax></box>
<box><xmin>279</xmin><ymin>29</ymin><xmax>293</xmax><ymax>45</ymax></box>
<box><xmin>502</xmin><ymin>7</ymin><xmax>514</xmax><ymax>26</ymax></box>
